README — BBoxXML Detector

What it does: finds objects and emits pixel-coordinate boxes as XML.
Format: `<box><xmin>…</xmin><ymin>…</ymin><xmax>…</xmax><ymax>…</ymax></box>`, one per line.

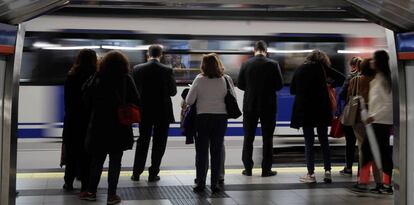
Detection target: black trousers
<box><xmin>132</xmin><ymin>120</ymin><xmax>170</xmax><ymax>177</ymax></box>
<box><xmin>88</xmin><ymin>151</ymin><xmax>123</xmax><ymax>195</ymax></box>
<box><xmin>361</xmin><ymin>123</ymin><xmax>393</xmax><ymax>178</ymax></box>
<box><xmin>195</xmin><ymin>114</ymin><xmax>227</xmax><ymax>187</ymax></box>
<box><xmin>242</xmin><ymin>112</ymin><xmax>275</xmax><ymax>172</ymax></box>
<box><xmin>343</xmin><ymin>125</ymin><xmax>357</xmax><ymax>169</ymax></box>
<box><xmin>64</xmin><ymin>143</ymin><xmax>91</xmax><ymax>192</ymax></box>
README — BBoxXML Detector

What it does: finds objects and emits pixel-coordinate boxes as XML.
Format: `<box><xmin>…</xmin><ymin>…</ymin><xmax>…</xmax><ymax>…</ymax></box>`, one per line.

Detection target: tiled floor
<box><xmin>15</xmin><ymin>167</ymin><xmax>393</xmax><ymax>205</ymax></box>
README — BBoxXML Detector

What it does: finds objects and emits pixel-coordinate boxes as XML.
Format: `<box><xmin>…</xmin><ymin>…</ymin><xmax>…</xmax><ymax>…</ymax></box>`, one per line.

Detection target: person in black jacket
<box><xmin>62</xmin><ymin>49</ymin><xmax>97</xmax><ymax>193</ymax></box>
<box><xmin>82</xmin><ymin>51</ymin><xmax>140</xmax><ymax>205</ymax></box>
<box><xmin>131</xmin><ymin>45</ymin><xmax>177</xmax><ymax>182</ymax></box>
<box><xmin>237</xmin><ymin>41</ymin><xmax>283</xmax><ymax>177</ymax></box>
<box><xmin>290</xmin><ymin>50</ymin><xmax>344</xmax><ymax>184</ymax></box>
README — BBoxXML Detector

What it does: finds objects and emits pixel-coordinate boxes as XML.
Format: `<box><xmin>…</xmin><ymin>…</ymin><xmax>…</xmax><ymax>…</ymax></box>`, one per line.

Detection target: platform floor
<box><xmin>16</xmin><ymin>167</ymin><xmax>393</xmax><ymax>205</ymax></box>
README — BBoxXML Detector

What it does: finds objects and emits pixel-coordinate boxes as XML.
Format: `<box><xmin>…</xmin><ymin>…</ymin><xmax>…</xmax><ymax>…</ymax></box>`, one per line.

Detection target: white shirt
<box><xmin>185</xmin><ymin>74</ymin><xmax>236</xmax><ymax>114</ymax></box>
<box><xmin>368</xmin><ymin>73</ymin><xmax>393</xmax><ymax>124</ymax></box>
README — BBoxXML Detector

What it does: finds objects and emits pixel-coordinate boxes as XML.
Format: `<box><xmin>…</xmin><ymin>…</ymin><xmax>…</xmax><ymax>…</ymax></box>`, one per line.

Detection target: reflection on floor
<box><xmin>16</xmin><ymin>167</ymin><xmax>393</xmax><ymax>205</ymax></box>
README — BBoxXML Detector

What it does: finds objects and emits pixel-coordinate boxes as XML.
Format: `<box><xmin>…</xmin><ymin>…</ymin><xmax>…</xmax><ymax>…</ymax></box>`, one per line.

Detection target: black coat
<box><xmin>84</xmin><ymin>74</ymin><xmax>140</xmax><ymax>153</ymax></box>
<box><xmin>62</xmin><ymin>72</ymin><xmax>93</xmax><ymax>148</ymax></box>
<box><xmin>237</xmin><ymin>55</ymin><xmax>284</xmax><ymax>116</ymax></box>
<box><xmin>290</xmin><ymin>63</ymin><xmax>344</xmax><ymax>129</ymax></box>
<box><xmin>132</xmin><ymin>59</ymin><xmax>177</xmax><ymax>123</ymax></box>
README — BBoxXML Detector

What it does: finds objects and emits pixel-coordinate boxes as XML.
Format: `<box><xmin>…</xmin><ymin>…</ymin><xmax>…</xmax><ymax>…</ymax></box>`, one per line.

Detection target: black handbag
<box><xmin>224</xmin><ymin>76</ymin><xmax>242</xmax><ymax>119</ymax></box>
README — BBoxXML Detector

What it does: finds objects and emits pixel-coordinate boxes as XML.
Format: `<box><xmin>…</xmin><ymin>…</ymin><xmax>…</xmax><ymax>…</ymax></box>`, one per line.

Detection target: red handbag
<box><xmin>118</xmin><ymin>104</ymin><xmax>141</xmax><ymax>126</ymax></box>
<box><xmin>327</xmin><ymin>84</ymin><xmax>337</xmax><ymax>114</ymax></box>
<box><xmin>330</xmin><ymin>116</ymin><xmax>344</xmax><ymax>138</ymax></box>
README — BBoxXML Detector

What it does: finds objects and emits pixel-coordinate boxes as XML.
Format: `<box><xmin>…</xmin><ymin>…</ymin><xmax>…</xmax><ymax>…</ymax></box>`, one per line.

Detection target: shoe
<box><xmin>348</xmin><ymin>184</ymin><xmax>369</xmax><ymax>194</ymax></box>
<box><xmin>218</xmin><ymin>179</ymin><xmax>225</xmax><ymax>185</ymax></box>
<box><xmin>80</xmin><ymin>192</ymin><xmax>96</xmax><ymax>201</ymax></box>
<box><xmin>79</xmin><ymin>191</ymin><xmax>89</xmax><ymax>200</ymax></box>
<box><xmin>107</xmin><ymin>194</ymin><xmax>121</xmax><ymax>205</ymax></box>
<box><xmin>379</xmin><ymin>185</ymin><xmax>394</xmax><ymax>195</ymax></box>
<box><xmin>242</xmin><ymin>169</ymin><xmax>252</xmax><ymax>176</ymax></box>
<box><xmin>211</xmin><ymin>185</ymin><xmax>222</xmax><ymax>194</ymax></box>
<box><xmin>62</xmin><ymin>183</ymin><xmax>74</xmax><ymax>191</ymax></box>
<box><xmin>262</xmin><ymin>170</ymin><xmax>277</xmax><ymax>177</ymax></box>
<box><xmin>369</xmin><ymin>184</ymin><xmax>384</xmax><ymax>194</ymax></box>
<box><xmin>148</xmin><ymin>175</ymin><xmax>160</xmax><ymax>182</ymax></box>
<box><xmin>299</xmin><ymin>173</ymin><xmax>316</xmax><ymax>183</ymax></box>
<box><xmin>339</xmin><ymin>168</ymin><xmax>352</xmax><ymax>176</ymax></box>
<box><xmin>193</xmin><ymin>185</ymin><xmax>205</xmax><ymax>193</ymax></box>
<box><xmin>130</xmin><ymin>175</ymin><xmax>140</xmax><ymax>181</ymax></box>
<box><xmin>324</xmin><ymin>171</ymin><xmax>332</xmax><ymax>183</ymax></box>
<box><xmin>194</xmin><ymin>178</ymin><xmax>198</xmax><ymax>184</ymax></box>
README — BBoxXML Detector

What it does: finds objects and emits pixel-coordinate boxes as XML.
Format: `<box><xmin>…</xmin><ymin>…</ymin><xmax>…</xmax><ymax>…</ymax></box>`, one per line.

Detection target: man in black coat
<box><xmin>237</xmin><ymin>41</ymin><xmax>283</xmax><ymax>177</ymax></box>
<box><xmin>131</xmin><ymin>45</ymin><xmax>177</xmax><ymax>182</ymax></box>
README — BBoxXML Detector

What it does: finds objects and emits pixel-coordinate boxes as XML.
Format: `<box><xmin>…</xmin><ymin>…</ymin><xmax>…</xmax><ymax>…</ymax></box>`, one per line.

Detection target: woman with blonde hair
<box><xmin>186</xmin><ymin>53</ymin><xmax>236</xmax><ymax>193</ymax></box>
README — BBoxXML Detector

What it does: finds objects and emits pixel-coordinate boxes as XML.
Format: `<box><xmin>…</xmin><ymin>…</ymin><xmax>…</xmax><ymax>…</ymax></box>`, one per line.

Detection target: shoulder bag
<box><xmin>224</xmin><ymin>76</ymin><xmax>242</xmax><ymax>119</ymax></box>
<box><xmin>118</xmin><ymin>76</ymin><xmax>141</xmax><ymax>126</ymax></box>
<box><xmin>341</xmin><ymin>76</ymin><xmax>359</xmax><ymax>126</ymax></box>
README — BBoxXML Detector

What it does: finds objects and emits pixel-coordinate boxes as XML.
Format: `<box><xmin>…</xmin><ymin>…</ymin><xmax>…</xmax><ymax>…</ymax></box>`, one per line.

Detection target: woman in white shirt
<box><xmin>186</xmin><ymin>53</ymin><xmax>236</xmax><ymax>194</ymax></box>
<box><xmin>357</xmin><ymin>50</ymin><xmax>393</xmax><ymax>194</ymax></box>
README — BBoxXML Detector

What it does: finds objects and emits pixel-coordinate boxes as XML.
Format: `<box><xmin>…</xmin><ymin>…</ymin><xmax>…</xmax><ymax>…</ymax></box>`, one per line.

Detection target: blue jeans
<box><xmin>303</xmin><ymin>126</ymin><xmax>331</xmax><ymax>174</ymax></box>
<box><xmin>195</xmin><ymin>114</ymin><xmax>227</xmax><ymax>187</ymax></box>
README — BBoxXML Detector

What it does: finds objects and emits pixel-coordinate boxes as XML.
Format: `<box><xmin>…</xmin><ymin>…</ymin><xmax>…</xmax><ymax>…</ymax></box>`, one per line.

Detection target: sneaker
<box><xmin>339</xmin><ymin>168</ymin><xmax>352</xmax><ymax>176</ymax></box>
<box><xmin>379</xmin><ymin>185</ymin><xmax>394</xmax><ymax>195</ymax></box>
<box><xmin>348</xmin><ymin>184</ymin><xmax>369</xmax><ymax>194</ymax></box>
<box><xmin>369</xmin><ymin>184</ymin><xmax>384</xmax><ymax>194</ymax></box>
<box><xmin>107</xmin><ymin>194</ymin><xmax>121</xmax><ymax>205</ymax></box>
<box><xmin>299</xmin><ymin>173</ymin><xmax>316</xmax><ymax>183</ymax></box>
<box><xmin>324</xmin><ymin>171</ymin><xmax>332</xmax><ymax>183</ymax></box>
<box><xmin>80</xmin><ymin>192</ymin><xmax>96</xmax><ymax>201</ymax></box>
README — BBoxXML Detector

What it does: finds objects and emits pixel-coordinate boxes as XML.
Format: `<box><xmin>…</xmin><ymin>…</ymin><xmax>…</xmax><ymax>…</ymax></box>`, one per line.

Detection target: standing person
<box><xmin>352</xmin><ymin>50</ymin><xmax>394</xmax><ymax>194</ymax></box>
<box><xmin>82</xmin><ymin>51</ymin><xmax>140</xmax><ymax>205</ymax></box>
<box><xmin>237</xmin><ymin>40</ymin><xmax>283</xmax><ymax>177</ymax></box>
<box><xmin>338</xmin><ymin>57</ymin><xmax>361</xmax><ymax>176</ymax></box>
<box><xmin>186</xmin><ymin>53</ymin><xmax>234</xmax><ymax>193</ymax></box>
<box><xmin>348</xmin><ymin>58</ymin><xmax>382</xmax><ymax>193</ymax></box>
<box><xmin>131</xmin><ymin>44</ymin><xmax>177</xmax><ymax>182</ymax></box>
<box><xmin>62</xmin><ymin>49</ymin><xmax>97</xmax><ymax>194</ymax></box>
<box><xmin>290</xmin><ymin>50</ymin><xmax>343</xmax><ymax>183</ymax></box>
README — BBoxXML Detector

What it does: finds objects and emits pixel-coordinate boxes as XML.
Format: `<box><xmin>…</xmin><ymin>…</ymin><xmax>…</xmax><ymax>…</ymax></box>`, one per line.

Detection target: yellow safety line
<box><xmin>17</xmin><ymin>166</ymin><xmax>356</xmax><ymax>179</ymax></box>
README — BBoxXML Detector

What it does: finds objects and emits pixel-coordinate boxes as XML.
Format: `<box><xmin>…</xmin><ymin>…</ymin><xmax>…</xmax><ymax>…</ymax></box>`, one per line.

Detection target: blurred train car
<box><xmin>18</xmin><ymin>16</ymin><xmax>388</xmax><ymax>140</ymax></box>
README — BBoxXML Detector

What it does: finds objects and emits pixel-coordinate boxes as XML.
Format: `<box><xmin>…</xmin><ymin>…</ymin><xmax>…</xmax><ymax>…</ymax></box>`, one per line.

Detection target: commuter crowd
<box><xmin>61</xmin><ymin>41</ymin><xmax>393</xmax><ymax>205</ymax></box>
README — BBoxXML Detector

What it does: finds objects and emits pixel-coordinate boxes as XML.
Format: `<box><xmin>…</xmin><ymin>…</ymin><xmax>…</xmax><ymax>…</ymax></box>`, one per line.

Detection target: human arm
<box><xmin>237</xmin><ymin>63</ymin><xmax>246</xmax><ymax>91</ymax></box>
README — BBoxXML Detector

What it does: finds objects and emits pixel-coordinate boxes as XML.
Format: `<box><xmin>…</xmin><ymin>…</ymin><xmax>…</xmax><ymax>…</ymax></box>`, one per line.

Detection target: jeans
<box><xmin>195</xmin><ymin>114</ymin><xmax>227</xmax><ymax>187</ymax></box>
<box><xmin>342</xmin><ymin>125</ymin><xmax>356</xmax><ymax>169</ymax></box>
<box><xmin>303</xmin><ymin>126</ymin><xmax>331</xmax><ymax>174</ymax></box>
<box><xmin>88</xmin><ymin>151</ymin><xmax>123</xmax><ymax>195</ymax></box>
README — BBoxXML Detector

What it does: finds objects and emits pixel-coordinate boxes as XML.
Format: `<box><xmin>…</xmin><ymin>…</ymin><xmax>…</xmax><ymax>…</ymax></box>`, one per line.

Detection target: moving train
<box><xmin>18</xmin><ymin>16</ymin><xmax>388</xmax><ymax>139</ymax></box>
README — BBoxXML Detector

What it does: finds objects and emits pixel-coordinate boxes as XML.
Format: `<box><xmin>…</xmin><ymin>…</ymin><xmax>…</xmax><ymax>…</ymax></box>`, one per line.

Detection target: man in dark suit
<box><xmin>131</xmin><ymin>45</ymin><xmax>177</xmax><ymax>182</ymax></box>
<box><xmin>237</xmin><ymin>41</ymin><xmax>283</xmax><ymax>177</ymax></box>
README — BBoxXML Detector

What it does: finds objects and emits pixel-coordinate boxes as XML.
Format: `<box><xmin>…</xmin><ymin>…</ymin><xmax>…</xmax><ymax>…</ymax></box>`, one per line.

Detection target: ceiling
<box><xmin>1</xmin><ymin>0</ymin><xmax>414</xmax><ymax>32</ymax></box>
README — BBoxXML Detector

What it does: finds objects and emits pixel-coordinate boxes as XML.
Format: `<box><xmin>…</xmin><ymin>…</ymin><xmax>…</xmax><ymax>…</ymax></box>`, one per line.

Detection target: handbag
<box><xmin>117</xmin><ymin>76</ymin><xmax>141</xmax><ymax>126</ymax></box>
<box><xmin>341</xmin><ymin>76</ymin><xmax>359</xmax><ymax>126</ymax></box>
<box><xmin>327</xmin><ymin>84</ymin><xmax>337</xmax><ymax>114</ymax></box>
<box><xmin>181</xmin><ymin>103</ymin><xmax>197</xmax><ymax>144</ymax></box>
<box><xmin>224</xmin><ymin>76</ymin><xmax>242</xmax><ymax>119</ymax></box>
<box><xmin>330</xmin><ymin>116</ymin><xmax>344</xmax><ymax>138</ymax></box>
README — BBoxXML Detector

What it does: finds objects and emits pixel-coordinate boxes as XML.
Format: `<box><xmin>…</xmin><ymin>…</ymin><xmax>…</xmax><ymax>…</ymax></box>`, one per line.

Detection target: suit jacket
<box><xmin>237</xmin><ymin>55</ymin><xmax>283</xmax><ymax>116</ymax></box>
<box><xmin>133</xmin><ymin>59</ymin><xmax>177</xmax><ymax>123</ymax></box>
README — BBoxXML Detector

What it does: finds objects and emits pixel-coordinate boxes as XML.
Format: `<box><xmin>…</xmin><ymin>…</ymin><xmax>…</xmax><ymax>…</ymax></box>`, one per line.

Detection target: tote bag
<box><xmin>341</xmin><ymin>76</ymin><xmax>359</xmax><ymax>126</ymax></box>
<box><xmin>117</xmin><ymin>77</ymin><xmax>141</xmax><ymax>126</ymax></box>
<box><xmin>224</xmin><ymin>76</ymin><xmax>242</xmax><ymax>119</ymax></box>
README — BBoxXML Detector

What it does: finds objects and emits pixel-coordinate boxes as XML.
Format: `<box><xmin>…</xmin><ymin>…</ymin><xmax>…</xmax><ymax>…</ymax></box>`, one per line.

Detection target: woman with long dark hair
<box><xmin>82</xmin><ymin>51</ymin><xmax>140</xmax><ymax>204</ymax></box>
<box><xmin>186</xmin><ymin>53</ymin><xmax>235</xmax><ymax>193</ymax></box>
<box><xmin>352</xmin><ymin>50</ymin><xmax>394</xmax><ymax>194</ymax></box>
<box><xmin>290</xmin><ymin>50</ymin><xmax>343</xmax><ymax>184</ymax></box>
<box><xmin>62</xmin><ymin>49</ymin><xmax>97</xmax><ymax>194</ymax></box>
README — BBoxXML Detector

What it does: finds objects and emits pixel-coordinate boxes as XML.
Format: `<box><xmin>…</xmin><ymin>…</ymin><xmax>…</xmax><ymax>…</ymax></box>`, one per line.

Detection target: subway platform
<box><xmin>16</xmin><ymin>166</ymin><xmax>392</xmax><ymax>205</ymax></box>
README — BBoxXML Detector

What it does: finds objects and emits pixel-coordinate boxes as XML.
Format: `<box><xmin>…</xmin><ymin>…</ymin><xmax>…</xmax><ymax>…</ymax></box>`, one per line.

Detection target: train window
<box><xmin>20</xmin><ymin>32</ymin><xmax>349</xmax><ymax>86</ymax></box>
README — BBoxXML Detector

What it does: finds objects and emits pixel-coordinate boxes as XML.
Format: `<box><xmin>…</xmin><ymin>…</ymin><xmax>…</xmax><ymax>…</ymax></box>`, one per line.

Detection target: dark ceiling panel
<box><xmin>0</xmin><ymin>0</ymin><xmax>68</xmax><ymax>24</ymax></box>
<box><xmin>346</xmin><ymin>0</ymin><xmax>414</xmax><ymax>32</ymax></box>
